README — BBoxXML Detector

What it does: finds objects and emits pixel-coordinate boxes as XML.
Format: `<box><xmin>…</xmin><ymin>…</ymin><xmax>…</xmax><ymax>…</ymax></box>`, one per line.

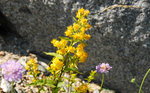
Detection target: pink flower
<box><xmin>96</xmin><ymin>63</ymin><xmax>112</xmax><ymax>73</ymax></box>
<box><xmin>0</xmin><ymin>60</ymin><xmax>25</xmax><ymax>82</ymax></box>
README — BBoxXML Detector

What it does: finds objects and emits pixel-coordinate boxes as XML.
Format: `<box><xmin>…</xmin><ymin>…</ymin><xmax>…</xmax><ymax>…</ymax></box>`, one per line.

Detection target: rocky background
<box><xmin>0</xmin><ymin>0</ymin><xmax>150</xmax><ymax>93</ymax></box>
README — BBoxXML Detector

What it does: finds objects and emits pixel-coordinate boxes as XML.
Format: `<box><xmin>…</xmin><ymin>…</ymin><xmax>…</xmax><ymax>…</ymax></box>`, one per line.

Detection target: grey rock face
<box><xmin>0</xmin><ymin>0</ymin><xmax>150</xmax><ymax>93</ymax></box>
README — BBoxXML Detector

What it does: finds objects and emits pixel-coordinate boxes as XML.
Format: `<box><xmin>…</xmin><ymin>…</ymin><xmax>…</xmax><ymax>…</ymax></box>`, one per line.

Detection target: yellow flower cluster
<box><xmin>49</xmin><ymin>8</ymin><xmax>91</xmax><ymax>73</ymax></box>
<box><xmin>48</xmin><ymin>57</ymin><xmax>64</xmax><ymax>72</ymax></box>
<box><xmin>51</xmin><ymin>38</ymin><xmax>68</xmax><ymax>49</ymax></box>
<box><xmin>26</xmin><ymin>59</ymin><xmax>40</xmax><ymax>82</ymax></box>
<box><xmin>75</xmin><ymin>43</ymin><xmax>88</xmax><ymax>62</ymax></box>
<box><xmin>64</xmin><ymin>8</ymin><xmax>91</xmax><ymax>40</ymax></box>
<box><xmin>75</xmin><ymin>84</ymin><xmax>88</xmax><ymax>93</ymax></box>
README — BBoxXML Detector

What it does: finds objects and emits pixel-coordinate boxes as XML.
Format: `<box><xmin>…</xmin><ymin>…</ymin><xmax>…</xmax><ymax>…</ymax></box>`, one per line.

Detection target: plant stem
<box><xmin>38</xmin><ymin>89</ymin><xmax>40</xmax><ymax>93</ymax></box>
<box><xmin>100</xmin><ymin>73</ymin><xmax>104</xmax><ymax>92</ymax></box>
<box><xmin>135</xmin><ymin>82</ymin><xmax>144</xmax><ymax>93</ymax></box>
<box><xmin>54</xmin><ymin>53</ymin><xmax>69</xmax><ymax>90</ymax></box>
<box><xmin>138</xmin><ymin>68</ymin><xmax>150</xmax><ymax>93</ymax></box>
<box><xmin>11</xmin><ymin>81</ymin><xmax>14</xmax><ymax>93</ymax></box>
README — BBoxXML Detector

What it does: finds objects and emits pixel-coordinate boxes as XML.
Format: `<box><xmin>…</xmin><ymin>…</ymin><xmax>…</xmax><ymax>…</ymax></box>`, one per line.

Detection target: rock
<box><xmin>100</xmin><ymin>89</ymin><xmax>115</xmax><ymax>93</ymax></box>
<box><xmin>17</xmin><ymin>56</ymin><xmax>28</xmax><ymax>67</ymax></box>
<box><xmin>89</xmin><ymin>83</ymin><xmax>100</xmax><ymax>92</ymax></box>
<box><xmin>38</xmin><ymin>64</ymin><xmax>46</xmax><ymax>72</ymax></box>
<box><xmin>0</xmin><ymin>0</ymin><xmax>150</xmax><ymax>93</ymax></box>
<box><xmin>38</xmin><ymin>61</ymin><xmax>48</xmax><ymax>72</ymax></box>
<box><xmin>0</xmin><ymin>78</ymin><xmax>11</xmax><ymax>92</ymax></box>
<box><xmin>0</xmin><ymin>51</ymin><xmax>5</xmax><ymax>56</ymax></box>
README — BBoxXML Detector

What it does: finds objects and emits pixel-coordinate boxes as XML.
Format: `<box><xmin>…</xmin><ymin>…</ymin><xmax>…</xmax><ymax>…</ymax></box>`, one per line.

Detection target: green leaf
<box><xmin>70</xmin><ymin>56</ymin><xmax>76</xmax><ymax>64</ymax></box>
<box><xmin>57</xmin><ymin>81</ymin><xmax>64</xmax><ymax>88</ymax></box>
<box><xmin>27</xmin><ymin>79</ymin><xmax>45</xmax><ymax>86</ymax></box>
<box><xmin>46</xmin><ymin>79</ymin><xmax>54</xmax><ymax>84</ymax></box>
<box><xmin>72</xmin><ymin>39</ymin><xmax>87</xmax><ymax>46</ymax></box>
<box><xmin>73</xmin><ymin>17</ymin><xmax>78</xmax><ymax>22</ymax></box>
<box><xmin>36</xmin><ymin>79</ymin><xmax>44</xmax><ymax>85</ymax></box>
<box><xmin>39</xmin><ymin>87</ymin><xmax>46</xmax><ymax>92</ymax></box>
<box><xmin>58</xmin><ymin>36</ymin><xmax>71</xmax><ymax>41</ymax></box>
<box><xmin>45</xmin><ymin>83</ymin><xmax>56</xmax><ymax>88</ymax></box>
<box><xmin>55</xmin><ymin>88</ymin><xmax>61</xmax><ymax>93</ymax></box>
<box><xmin>44</xmin><ymin>52</ymin><xmax>63</xmax><ymax>59</ymax></box>
<box><xmin>45</xmin><ymin>78</ymin><xmax>56</xmax><ymax>88</ymax></box>
<box><xmin>84</xmin><ymin>78</ymin><xmax>88</xmax><ymax>81</ymax></box>
<box><xmin>27</xmin><ymin>83</ymin><xmax>37</xmax><ymax>86</ymax></box>
<box><xmin>64</xmin><ymin>67</ymin><xmax>78</xmax><ymax>72</ymax></box>
<box><xmin>63</xmin><ymin>77</ymin><xmax>70</xmax><ymax>80</ymax></box>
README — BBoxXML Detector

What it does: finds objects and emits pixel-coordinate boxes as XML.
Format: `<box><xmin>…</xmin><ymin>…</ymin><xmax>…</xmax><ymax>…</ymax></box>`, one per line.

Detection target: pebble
<box><xmin>0</xmin><ymin>51</ymin><xmax>5</xmax><ymax>56</ymax></box>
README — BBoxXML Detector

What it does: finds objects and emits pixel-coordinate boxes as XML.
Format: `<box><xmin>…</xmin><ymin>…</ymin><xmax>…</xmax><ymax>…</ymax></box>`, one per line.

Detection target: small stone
<box><xmin>0</xmin><ymin>78</ymin><xmax>11</xmax><ymax>92</ymax></box>
<box><xmin>38</xmin><ymin>65</ymin><xmax>46</xmax><ymax>72</ymax></box>
<box><xmin>89</xmin><ymin>83</ymin><xmax>100</xmax><ymax>91</ymax></box>
<box><xmin>100</xmin><ymin>89</ymin><xmax>115</xmax><ymax>93</ymax></box>
<box><xmin>0</xmin><ymin>51</ymin><xmax>5</xmax><ymax>56</ymax></box>
<box><xmin>17</xmin><ymin>57</ymin><xmax>28</xmax><ymax>67</ymax></box>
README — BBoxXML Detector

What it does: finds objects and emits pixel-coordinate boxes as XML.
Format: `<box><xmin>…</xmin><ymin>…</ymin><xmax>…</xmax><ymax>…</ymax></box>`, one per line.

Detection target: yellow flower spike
<box><xmin>50</xmin><ymin>64</ymin><xmax>55</xmax><ymax>70</ymax></box>
<box><xmin>84</xmin><ymin>34</ymin><xmax>91</xmax><ymax>40</ymax></box>
<box><xmin>47</xmin><ymin>66</ymin><xmax>51</xmax><ymax>71</ymax></box>
<box><xmin>65</xmin><ymin>30</ymin><xmax>73</xmax><ymax>37</ymax></box>
<box><xmin>37</xmin><ymin>71</ymin><xmax>40</xmax><ymax>74</ymax></box>
<box><xmin>72</xmin><ymin>33</ymin><xmax>81</xmax><ymax>39</ymax></box>
<box><xmin>25</xmin><ymin>66</ymin><xmax>30</xmax><ymax>70</ymax></box>
<box><xmin>86</xmin><ymin>24</ymin><xmax>92</xmax><ymax>29</ymax></box>
<box><xmin>73</xmin><ymin>33</ymin><xmax>84</xmax><ymax>40</ymax></box>
<box><xmin>57</xmin><ymin>49</ymin><xmax>66</xmax><ymax>55</ymax></box>
<box><xmin>55</xmin><ymin>41</ymin><xmax>61</xmax><ymax>49</ymax></box>
<box><xmin>75</xmin><ymin>84</ymin><xmax>88</xmax><ymax>93</ymax></box>
<box><xmin>50</xmin><ymin>60</ymin><xmax>64</xmax><ymax>71</ymax></box>
<box><xmin>50</xmin><ymin>76</ymin><xmax>53</xmax><ymax>79</ymax></box>
<box><xmin>76</xmin><ymin>12</ymin><xmax>81</xmax><ymax>18</ymax></box>
<box><xmin>51</xmin><ymin>71</ymin><xmax>54</xmax><ymax>75</ymax></box>
<box><xmin>33</xmin><ymin>70</ymin><xmax>37</xmax><ymax>73</ymax></box>
<box><xmin>67</xmin><ymin>25</ymin><xmax>73</xmax><ymax>31</ymax></box>
<box><xmin>28</xmin><ymin>71</ymin><xmax>32</xmax><ymax>75</ymax></box>
<box><xmin>51</xmin><ymin>39</ymin><xmax>61</xmax><ymax>48</ymax></box>
<box><xmin>80</xmin><ymin>18</ymin><xmax>88</xmax><ymax>25</ymax></box>
<box><xmin>80</xmin><ymin>27</ymin><xmax>86</xmax><ymax>33</ymax></box>
<box><xmin>51</xmin><ymin>39</ymin><xmax>57</xmax><ymax>44</ymax></box>
<box><xmin>50</xmin><ymin>57</ymin><xmax>64</xmax><ymax>71</ymax></box>
<box><xmin>51</xmin><ymin>57</ymin><xmax>60</xmax><ymax>63</ymax></box>
<box><xmin>73</xmin><ymin>23</ymin><xmax>80</xmax><ymax>31</ymax></box>
<box><xmin>77</xmin><ymin>43</ymin><xmax>85</xmax><ymax>51</ymax></box>
<box><xmin>79</xmin><ymin>56</ymin><xmax>86</xmax><ymax>63</ymax></box>
<box><xmin>66</xmin><ymin>46</ymin><xmax>76</xmax><ymax>53</ymax></box>
<box><xmin>60</xmin><ymin>39</ymin><xmax>68</xmax><ymax>47</ymax></box>
<box><xmin>78</xmin><ymin>8</ymin><xmax>85</xmax><ymax>15</ymax></box>
<box><xmin>76</xmin><ymin>51</ymin><xmax>82</xmax><ymax>57</ymax></box>
<box><xmin>84</xmin><ymin>10</ymin><xmax>90</xmax><ymax>16</ymax></box>
<box><xmin>55</xmin><ymin>61</ymin><xmax>64</xmax><ymax>68</ymax></box>
<box><xmin>78</xmin><ymin>33</ymin><xmax>85</xmax><ymax>40</ymax></box>
<box><xmin>76</xmin><ymin>50</ymin><xmax>88</xmax><ymax>62</ymax></box>
<box><xmin>32</xmin><ymin>65</ymin><xmax>38</xmax><ymax>70</ymax></box>
<box><xmin>30</xmin><ymin>59</ymin><xmax>36</xmax><ymax>64</ymax></box>
<box><xmin>65</xmin><ymin>25</ymin><xmax>73</xmax><ymax>37</ymax></box>
<box><xmin>26</xmin><ymin>62</ymin><xmax>30</xmax><ymax>66</ymax></box>
<box><xmin>79</xmin><ymin>51</ymin><xmax>88</xmax><ymax>62</ymax></box>
<box><xmin>32</xmin><ymin>78</ymin><xmax>37</xmax><ymax>83</ymax></box>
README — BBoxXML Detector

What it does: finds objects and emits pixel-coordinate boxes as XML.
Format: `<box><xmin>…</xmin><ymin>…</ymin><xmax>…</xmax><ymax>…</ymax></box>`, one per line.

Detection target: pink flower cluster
<box><xmin>0</xmin><ymin>60</ymin><xmax>25</xmax><ymax>82</ymax></box>
<box><xmin>96</xmin><ymin>63</ymin><xmax>112</xmax><ymax>73</ymax></box>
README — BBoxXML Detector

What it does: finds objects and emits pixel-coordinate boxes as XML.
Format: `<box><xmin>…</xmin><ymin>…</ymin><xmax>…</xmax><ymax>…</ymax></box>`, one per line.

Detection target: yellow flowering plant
<box><xmin>44</xmin><ymin>8</ymin><xmax>92</xmax><ymax>93</ymax></box>
<box><xmin>25</xmin><ymin>8</ymin><xmax>92</xmax><ymax>93</ymax></box>
<box><xmin>26</xmin><ymin>59</ymin><xmax>40</xmax><ymax>83</ymax></box>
